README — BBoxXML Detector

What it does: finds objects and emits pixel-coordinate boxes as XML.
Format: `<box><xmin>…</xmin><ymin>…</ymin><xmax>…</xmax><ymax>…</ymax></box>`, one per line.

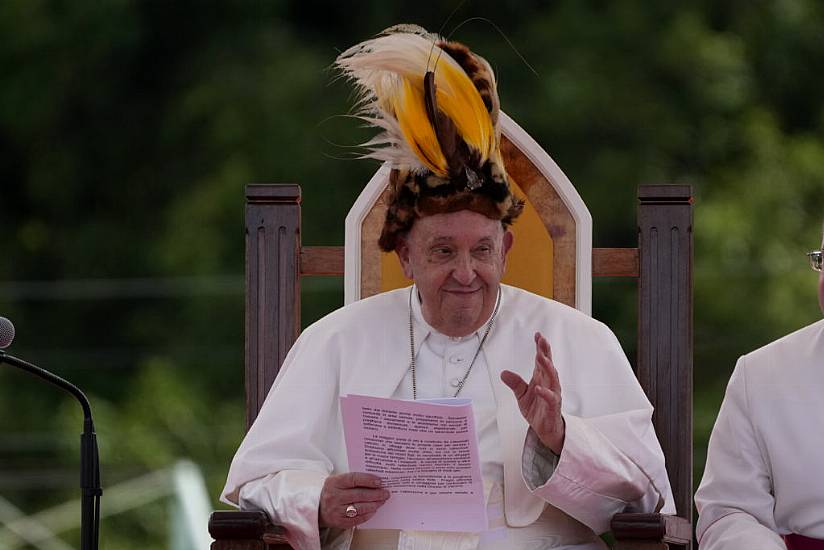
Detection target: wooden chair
<box><xmin>209</xmin><ymin>113</ymin><xmax>694</xmax><ymax>549</ymax></box>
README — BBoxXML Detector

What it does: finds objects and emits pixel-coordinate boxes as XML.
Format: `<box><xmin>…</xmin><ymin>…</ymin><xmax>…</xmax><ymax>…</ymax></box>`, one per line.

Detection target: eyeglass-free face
<box><xmin>806</xmin><ymin>249</ymin><xmax>823</xmax><ymax>272</ymax></box>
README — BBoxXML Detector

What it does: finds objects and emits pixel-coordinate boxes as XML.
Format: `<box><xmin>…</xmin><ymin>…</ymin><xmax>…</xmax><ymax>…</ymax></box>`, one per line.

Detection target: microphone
<box><xmin>0</xmin><ymin>316</ymin><xmax>101</xmax><ymax>550</ymax></box>
<box><xmin>0</xmin><ymin>316</ymin><xmax>14</xmax><ymax>349</ymax></box>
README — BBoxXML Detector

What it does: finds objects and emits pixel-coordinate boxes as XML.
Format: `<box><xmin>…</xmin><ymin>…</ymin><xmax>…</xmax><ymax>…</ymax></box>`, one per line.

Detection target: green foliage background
<box><xmin>1</xmin><ymin>1</ymin><xmax>823</xmax><ymax>547</ymax></box>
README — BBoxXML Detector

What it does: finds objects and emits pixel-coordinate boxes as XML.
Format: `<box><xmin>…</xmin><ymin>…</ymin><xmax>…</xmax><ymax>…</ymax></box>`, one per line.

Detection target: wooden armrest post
<box><xmin>637</xmin><ymin>185</ymin><xmax>693</xmax><ymax>547</ymax></box>
<box><xmin>209</xmin><ymin>511</ymin><xmax>293</xmax><ymax>549</ymax></box>
<box><xmin>245</xmin><ymin>184</ymin><xmax>302</xmax><ymax>429</ymax></box>
<box><xmin>612</xmin><ymin>513</ymin><xmax>692</xmax><ymax>549</ymax></box>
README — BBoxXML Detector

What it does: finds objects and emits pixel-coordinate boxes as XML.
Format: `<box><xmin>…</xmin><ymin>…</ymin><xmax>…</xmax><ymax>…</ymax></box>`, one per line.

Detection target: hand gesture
<box><xmin>500</xmin><ymin>332</ymin><xmax>565</xmax><ymax>454</ymax></box>
<box><xmin>318</xmin><ymin>472</ymin><xmax>390</xmax><ymax>529</ymax></box>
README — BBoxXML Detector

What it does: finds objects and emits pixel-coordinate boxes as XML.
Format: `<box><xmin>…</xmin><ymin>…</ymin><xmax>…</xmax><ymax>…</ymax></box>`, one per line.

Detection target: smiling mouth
<box><xmin>443</xmin><ymin>287</ymin><xmax>482</xmax><ymax>295</ymax></box>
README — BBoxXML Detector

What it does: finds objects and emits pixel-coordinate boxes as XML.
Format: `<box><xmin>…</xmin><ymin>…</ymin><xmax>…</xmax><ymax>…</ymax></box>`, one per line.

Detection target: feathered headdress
<box><xmin>335</xmin><ymin>25</ymin><xmax>524</xmax><ymax>251</ymax></box>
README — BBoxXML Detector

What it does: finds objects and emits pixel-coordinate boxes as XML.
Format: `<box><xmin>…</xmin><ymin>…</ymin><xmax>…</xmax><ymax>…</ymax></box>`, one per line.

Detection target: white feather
<box><xmin>335</xmin><ymin>30</ymin><xmax>474</xmax><ymax>172</ymax></box>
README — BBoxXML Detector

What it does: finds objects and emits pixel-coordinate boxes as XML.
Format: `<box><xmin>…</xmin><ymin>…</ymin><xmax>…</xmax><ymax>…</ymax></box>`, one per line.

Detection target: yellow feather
<box><xmin>336</xmin><ymin>31</ymin><xmax>497</xmax><ymax>173</ymax></box>
<box><xmin>434</xmin><ymin>60</ymin><xmax>495</xmax><ymax>160</ymax></box>
<box><xmin>393</xmin><ymin>78</ymin><xmax>448</xmax><ymax>176</ymax></box>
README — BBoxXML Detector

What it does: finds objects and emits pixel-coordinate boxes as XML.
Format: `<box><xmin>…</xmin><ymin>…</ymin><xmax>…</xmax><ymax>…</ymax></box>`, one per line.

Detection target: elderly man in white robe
<box><xmin>221</xmin><ymin>26</ymin><xmax>674</xmax><ymax>550</ymax></box>
<box><xmin>695</xmin><ymin>231</ymin><xmax>824</xmax><ymax>550</ymax></box>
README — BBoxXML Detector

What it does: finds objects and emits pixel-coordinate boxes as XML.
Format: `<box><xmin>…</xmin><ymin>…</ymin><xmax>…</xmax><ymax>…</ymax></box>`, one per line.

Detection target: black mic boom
<box><xmin>0</xmin><ymin>316</ymin><xmax>101</xmax><ymax>550</ymax></box>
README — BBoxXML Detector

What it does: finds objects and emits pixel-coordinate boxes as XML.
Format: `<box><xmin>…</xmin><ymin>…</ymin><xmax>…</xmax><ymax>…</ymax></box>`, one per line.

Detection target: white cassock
<box><xmin>695</xmin><ymin>319</ymin><xmax>824</xmax><ymax>549</ymax></box>
<box><xmin>221</xmin><ymin>285</ymin><xmax>675</xmax><ymax>550</ymax></box>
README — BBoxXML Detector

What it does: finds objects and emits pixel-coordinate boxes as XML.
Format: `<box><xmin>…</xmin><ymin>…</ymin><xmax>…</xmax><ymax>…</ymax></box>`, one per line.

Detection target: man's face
<box><xmin>397</xmin><ymin>210</ymin><xmax>513</xmax><ymax>337</ymax></box>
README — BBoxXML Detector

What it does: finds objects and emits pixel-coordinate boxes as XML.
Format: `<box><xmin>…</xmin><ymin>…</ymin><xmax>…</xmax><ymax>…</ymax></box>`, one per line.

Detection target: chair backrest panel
<box><xmin>500</xmin><ymin>135</ymin><xmax>573</xmax><ymax>306</ymax></box>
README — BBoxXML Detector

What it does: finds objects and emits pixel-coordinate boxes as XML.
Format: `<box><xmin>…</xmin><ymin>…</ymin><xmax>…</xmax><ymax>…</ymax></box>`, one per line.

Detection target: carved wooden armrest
<box><xmin>611</xmin><ymin>513</ymin><xmax>692</xmax><ymax>548</ymax></box>
<box><xmin>209</xmin><ymin>511</ymin><xmax>293</xmax><ymax>549</ymax></box>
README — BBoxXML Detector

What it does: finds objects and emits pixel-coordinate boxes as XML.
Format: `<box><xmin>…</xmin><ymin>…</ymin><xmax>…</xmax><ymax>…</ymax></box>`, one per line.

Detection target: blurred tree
<box><xmin>1</xmin><ymin>0</ymin><xmax>824</xmax><ymax>547</ymax></box>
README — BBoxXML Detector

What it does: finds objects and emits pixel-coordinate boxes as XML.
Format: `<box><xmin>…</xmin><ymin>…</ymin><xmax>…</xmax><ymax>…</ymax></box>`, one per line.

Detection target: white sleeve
<box><xmin>523</xmin><ymin>410</ymin><xmax>670</xmax><ymax>534</ymax></box>
<box><xmin>695</xmin><ymin>358</ymin><xmax>785</xmax><ymax>549</ymax></box>
<box><xmin>220</xmin><ymin>325</ymin><xmax>346</xmax><ymax>550</ymax></box>
<box><xmin>698</xmin><ymin>513</ymin><xmax>785</xmax><ymax>550</ymax></box>
<box><xmin>237</xmin><ymin>470</ymin><xmax>327</xmax><ymax>550</ymax></box>
<box><xmin>519</xmin><ymin>321</ymin><xmax>674</xmax><ymax>534</ymax></box>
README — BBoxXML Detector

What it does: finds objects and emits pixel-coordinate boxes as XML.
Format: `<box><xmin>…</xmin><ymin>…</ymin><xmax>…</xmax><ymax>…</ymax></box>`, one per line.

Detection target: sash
<box><xmin>784</xmin><ymin>534</ymin><xmax>824</xmax><ymax>550</ymax></box>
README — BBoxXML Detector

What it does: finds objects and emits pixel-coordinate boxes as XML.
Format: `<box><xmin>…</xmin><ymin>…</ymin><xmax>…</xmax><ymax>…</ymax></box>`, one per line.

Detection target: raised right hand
<box><xmin>500</xmin><ymin>332</ymin><xmax>565</xmax><ymax>454</ymax></box>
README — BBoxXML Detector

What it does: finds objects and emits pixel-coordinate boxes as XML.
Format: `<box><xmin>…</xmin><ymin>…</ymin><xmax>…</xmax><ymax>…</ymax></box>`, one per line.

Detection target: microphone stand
<box><xmin>0</xmin><ymin>350</ymin><xmax>101</xmax><ymax>550</ymax></box>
